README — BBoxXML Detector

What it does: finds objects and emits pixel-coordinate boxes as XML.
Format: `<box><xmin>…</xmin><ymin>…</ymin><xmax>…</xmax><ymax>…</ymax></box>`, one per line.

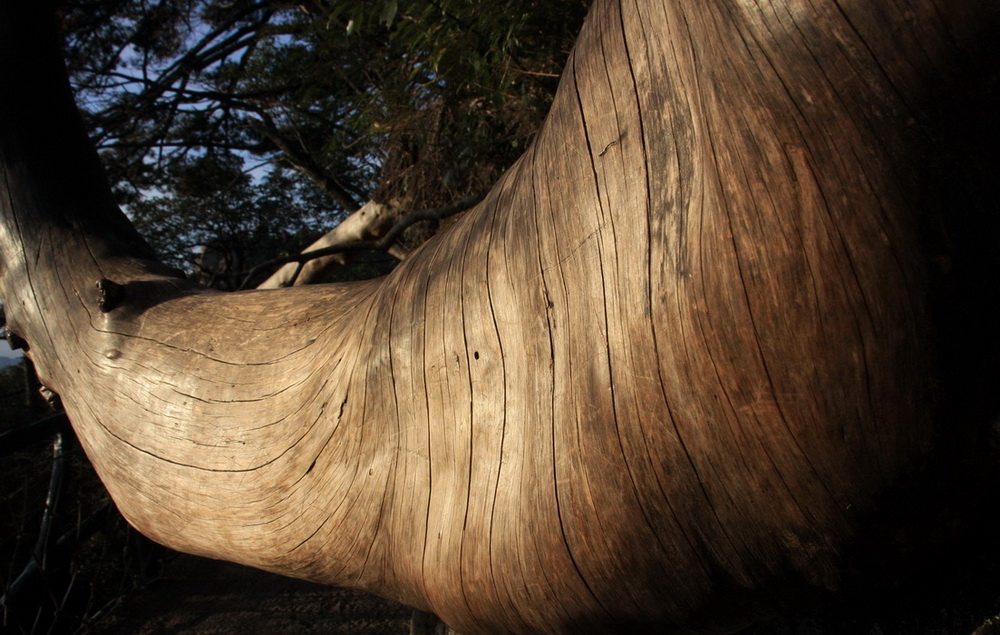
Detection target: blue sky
<box><xmin>1</xmin><ymin>338</ymin><xmax>20</xmax><ymax>359</ymax></box>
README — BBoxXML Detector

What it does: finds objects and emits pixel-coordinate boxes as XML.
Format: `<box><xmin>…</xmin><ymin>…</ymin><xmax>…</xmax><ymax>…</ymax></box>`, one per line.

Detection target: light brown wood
<box><xmin>0</xmin><ymin>0</ymin><xmax>993</xmax><ymax>632</ymax></box>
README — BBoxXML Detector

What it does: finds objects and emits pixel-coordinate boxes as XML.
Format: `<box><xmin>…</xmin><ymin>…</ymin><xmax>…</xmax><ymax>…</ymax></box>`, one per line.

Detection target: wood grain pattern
<box><xmin>1</xmin><ymin>0</ymin><xmax>993</xmax><ymax>632</ymax></box>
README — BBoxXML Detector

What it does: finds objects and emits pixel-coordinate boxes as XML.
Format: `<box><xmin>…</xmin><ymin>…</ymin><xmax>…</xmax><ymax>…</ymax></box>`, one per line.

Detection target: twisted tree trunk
<box><xmin>0</xmin><ymin>0</ymin><xmax>994</xmax><ymax>632</ymax></box>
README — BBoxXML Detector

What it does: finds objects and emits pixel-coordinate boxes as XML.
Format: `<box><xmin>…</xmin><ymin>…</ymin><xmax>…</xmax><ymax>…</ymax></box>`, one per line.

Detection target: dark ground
<box><xmin>82</xmin><ymin>461</ymin><xmax>1000</xmax><ymax>635</ymax></box>
<box><xmin>83</xmin><ymin>535</ymin><xmax>1000</xmax><ymax>635</ymax></box>
<box><xmin>86</xmin><ymin>555</ymin><xmax>413</xmax><ymax>634</ymax></box>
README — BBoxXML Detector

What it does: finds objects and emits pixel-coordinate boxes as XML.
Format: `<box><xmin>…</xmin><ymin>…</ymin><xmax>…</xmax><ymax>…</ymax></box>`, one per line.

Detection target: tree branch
<box><xmin>251</xmin><ymin>112</ymin><xmax>364</xmax><ymax>211</ymax></box>
<box><xmin>249</xmin><ymin>192</ymin><xmax>484</xmax><ymax>289</ymax></box>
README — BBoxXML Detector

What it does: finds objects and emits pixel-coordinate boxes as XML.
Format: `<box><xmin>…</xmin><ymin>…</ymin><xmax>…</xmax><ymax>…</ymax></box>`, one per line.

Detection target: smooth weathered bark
<box><xmin>0</xmin><ymin>0</ymin><xmax>994</xmax><ymax>632</ymax></box>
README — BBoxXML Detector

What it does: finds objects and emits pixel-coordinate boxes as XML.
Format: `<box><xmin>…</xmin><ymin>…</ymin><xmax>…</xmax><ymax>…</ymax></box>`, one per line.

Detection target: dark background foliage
<box><xmin>55</xmin><ymin>0</ymin><xmax>590</xmax><ymax>286</ymax></box>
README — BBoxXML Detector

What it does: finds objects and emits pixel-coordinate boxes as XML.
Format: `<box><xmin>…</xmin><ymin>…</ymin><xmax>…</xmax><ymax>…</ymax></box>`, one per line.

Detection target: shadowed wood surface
<box><xmin>2</xmin><ymin>0</ymin><xmax>998</xmax><ymax>632</ymax></box>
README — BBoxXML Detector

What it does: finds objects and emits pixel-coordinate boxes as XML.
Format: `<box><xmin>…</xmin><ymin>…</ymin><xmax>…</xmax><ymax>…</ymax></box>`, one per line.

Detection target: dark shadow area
<box><xmin>747</xmin><ymin>9</ymin><xmax>1000</xmax><ymax>634</ymax></box>
<box><xmin>86</xmin><ymin>555</ymin><xmax>413</xmax><ymax>635</ymax></box>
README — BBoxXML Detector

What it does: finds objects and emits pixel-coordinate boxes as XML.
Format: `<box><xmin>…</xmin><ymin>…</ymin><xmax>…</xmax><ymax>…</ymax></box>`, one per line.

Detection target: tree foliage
<box><xmin>55</xmin><ymin>0</ymin><xmax>589</xmax><ymax>285</ymax></box>
<box><xmin>128</xmin><ymin>154</ymin><xmax>343</xmax><ymax>288</ymax></box>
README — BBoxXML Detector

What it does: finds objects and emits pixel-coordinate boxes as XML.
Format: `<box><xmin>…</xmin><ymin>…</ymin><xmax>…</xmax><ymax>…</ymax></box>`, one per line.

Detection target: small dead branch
<box><xmin>244</xmin><ymin>192</ymin><xmax>485</xmax><ymax>289</ymax></box>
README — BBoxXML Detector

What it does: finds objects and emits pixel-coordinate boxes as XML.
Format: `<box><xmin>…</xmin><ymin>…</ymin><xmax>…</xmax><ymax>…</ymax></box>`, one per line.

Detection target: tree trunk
<box><xmin>0</xmin><ymin>0</ymin><xmax>995</xmax><ymax>632</ymax></box>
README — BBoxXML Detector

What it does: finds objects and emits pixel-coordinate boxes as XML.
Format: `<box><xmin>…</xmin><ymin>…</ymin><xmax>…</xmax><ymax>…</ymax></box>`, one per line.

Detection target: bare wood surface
<box><xmin>1</xmin><ymin>0</ymin><xmax>995</xmax><ymax>632</ymax></box>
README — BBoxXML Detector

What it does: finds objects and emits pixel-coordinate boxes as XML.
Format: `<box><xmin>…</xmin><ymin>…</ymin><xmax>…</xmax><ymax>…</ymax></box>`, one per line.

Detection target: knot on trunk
<box><xmin>2</xmin><ymin>326</ymin><xmax>28</xmax><ymax>351</ymax></box>
<box><xmin>96</xmin><ymin>278</ymin><xmax>126</xmax><ymax>313</ymax></box>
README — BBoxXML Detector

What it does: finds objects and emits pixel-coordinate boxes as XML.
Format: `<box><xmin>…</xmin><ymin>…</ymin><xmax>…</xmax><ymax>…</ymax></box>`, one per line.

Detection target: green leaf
<box><xmin>380</xmin><ymin>1</ymin><xmax>398</xmax><ymax>26</ymax></box>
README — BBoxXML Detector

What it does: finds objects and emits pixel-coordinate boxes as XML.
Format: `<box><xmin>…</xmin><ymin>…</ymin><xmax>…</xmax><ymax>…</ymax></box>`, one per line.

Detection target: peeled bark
<box><xmin>0</xmin><ymin>0</ymin><xmax>994</xmax><ymax>632</ymax></box>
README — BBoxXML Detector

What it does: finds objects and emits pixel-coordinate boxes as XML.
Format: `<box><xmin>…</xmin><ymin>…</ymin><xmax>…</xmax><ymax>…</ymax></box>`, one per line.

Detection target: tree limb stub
<box><xmin>1</xmin><ymin>0</ymin><xmax>995</xmax><ymax>632</ymax></box>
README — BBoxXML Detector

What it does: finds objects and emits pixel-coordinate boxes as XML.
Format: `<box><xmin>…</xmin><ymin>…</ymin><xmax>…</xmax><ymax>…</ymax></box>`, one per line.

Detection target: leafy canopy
<box><xmin>56</xmin><ymin>0</ymin><xmax>588</xmax><ymax>286</ymax></box>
